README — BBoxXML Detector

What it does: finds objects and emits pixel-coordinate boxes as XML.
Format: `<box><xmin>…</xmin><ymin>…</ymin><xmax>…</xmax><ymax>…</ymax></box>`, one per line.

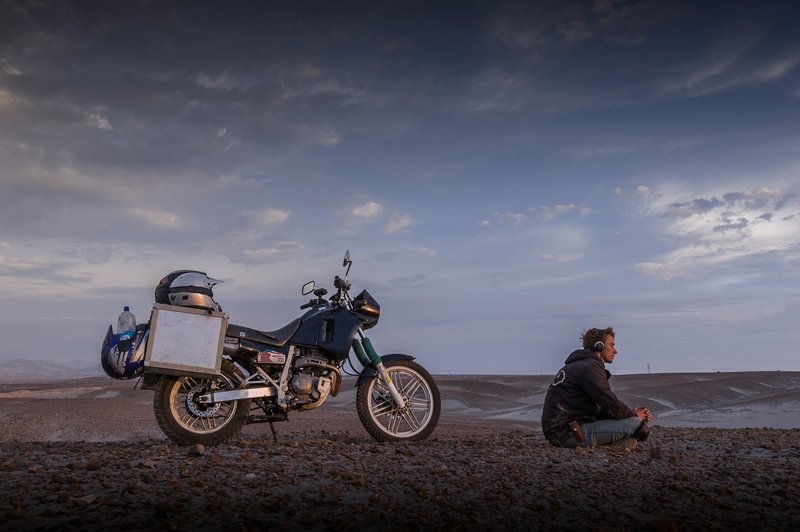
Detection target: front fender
<box><xmin>355</xmin><ymin>353</ymin><xmax>415</xmax><ymax>387</ymax></box>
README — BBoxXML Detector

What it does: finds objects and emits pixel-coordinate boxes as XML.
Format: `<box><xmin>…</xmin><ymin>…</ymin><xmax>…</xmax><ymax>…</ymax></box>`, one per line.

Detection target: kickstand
<box><xmin>269</xmin><ymin>421</ymin><xmax>278</xmax><ymax>443</ymax></box>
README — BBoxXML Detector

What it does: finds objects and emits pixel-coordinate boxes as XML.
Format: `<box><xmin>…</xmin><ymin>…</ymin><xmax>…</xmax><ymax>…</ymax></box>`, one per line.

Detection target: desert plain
<box><xmin>0</xmin><ymin>371</ymin><xmax>799</xmax><ymax>530</ymax></box>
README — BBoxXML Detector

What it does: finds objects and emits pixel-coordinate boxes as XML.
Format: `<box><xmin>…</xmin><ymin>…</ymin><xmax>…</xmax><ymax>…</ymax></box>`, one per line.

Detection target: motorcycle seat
<box><xmin>226</xmin><ymin>318</ymin><xmax>301</xmax><ymax>347</ymax></box>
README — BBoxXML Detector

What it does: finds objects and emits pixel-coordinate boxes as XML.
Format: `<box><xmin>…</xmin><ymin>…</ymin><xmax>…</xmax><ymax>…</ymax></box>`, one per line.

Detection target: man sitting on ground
<box><xmin>541</xmin><ymin>327</ymin><xmax>651</xmax><ymax>449</ymax></box>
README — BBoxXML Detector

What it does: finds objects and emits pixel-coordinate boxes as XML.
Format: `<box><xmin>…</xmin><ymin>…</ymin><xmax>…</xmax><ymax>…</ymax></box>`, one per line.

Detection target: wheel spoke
<box><xmin>180</xmin><ymin>411</ymin><xmax>193</xmax><ymax>426</ymax></box>
<box><xmin>410</xmin><ymin>396</ymin><xmax>429</xmax><ymax>408</ymax></box>
<box><xmin>372</xmin><ymin>397</ymin><xmax>397</xmax><ymax>416</ymax></box>
<box><xmin>403</xmin><ymin>410</ymin><xmax>421</xmax><ymax>431</ymax></box>
<box><xmin>389</xmin><ymin>411</ymin><xmax>401</xmax><ymax>433</ymax></box>
<box><xmin>402</xmin><ymin>380</ymin><xmax>423</xmax><ymax>401</ymax></box>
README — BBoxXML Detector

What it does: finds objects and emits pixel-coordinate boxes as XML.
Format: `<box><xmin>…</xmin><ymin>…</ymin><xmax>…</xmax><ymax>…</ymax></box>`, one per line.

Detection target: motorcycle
<box><xmin>102</xmin><ymin>251</ymin><xmax>440</xmax><ymax>445</ymax></box>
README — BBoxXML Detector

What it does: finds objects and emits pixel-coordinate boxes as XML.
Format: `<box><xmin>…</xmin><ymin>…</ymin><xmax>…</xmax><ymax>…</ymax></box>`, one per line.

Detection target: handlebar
<box><xmin>301</xmin><ymin>271</ymin><xmax>353</xmax><ymax>311</ymax></box>
<box><xmin>334</xmin><ymin>275</ymin><xmax>351</xmax><ymax>291</ymax></box>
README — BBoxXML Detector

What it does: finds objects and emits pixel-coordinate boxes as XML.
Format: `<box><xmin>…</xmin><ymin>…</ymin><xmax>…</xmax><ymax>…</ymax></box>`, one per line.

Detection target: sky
<box><xmin>1</xmin><ymin>0</ymin><xmax>799</xmax><ymax>375</ymax></box>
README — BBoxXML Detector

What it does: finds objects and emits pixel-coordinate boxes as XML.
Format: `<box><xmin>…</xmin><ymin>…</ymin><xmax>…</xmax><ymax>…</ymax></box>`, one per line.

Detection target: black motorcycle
<box><xmin>133</xmin><ymin>251</ymin><xmax>441</xmax><ymax>445</ymax></box>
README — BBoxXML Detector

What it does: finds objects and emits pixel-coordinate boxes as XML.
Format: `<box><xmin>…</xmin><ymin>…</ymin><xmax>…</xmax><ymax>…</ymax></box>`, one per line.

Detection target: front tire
<box><xmin>356</xmin><ymin>359</ymin><xmax>440</xmax><ymax>442</ymax></box>
<box><xmin>153</xmin><ymin>359</ymin><xmax>251</xmax><ymax>446</ymax></box>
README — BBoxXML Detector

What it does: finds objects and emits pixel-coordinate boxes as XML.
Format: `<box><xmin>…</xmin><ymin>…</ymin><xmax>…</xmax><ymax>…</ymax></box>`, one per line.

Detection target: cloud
<box><xmin>1</xmin><ymin>58</ymin><xmax>22</xmax><ymax>76</ymax></box>
<box><xmin>634</xmin><ymin>186</ymin><xmax>800</xmax><ymax>279</ymax></box>
<box><xmin>384</xmin><ymin>214</ymin><xmax>414</xmax><ymax>234</ymax></box>
<box><xmin>291</xmin><ymin>64</ymin><xmax>322</xmax><ymax>79</ymax></box>
<box><xmin>349</xmin><ymin>201</ymin><xmax>384</xmax><ymax>221</ymax></box>
<box><xmin>723</xmin><ymin>188</ymin><xmax>795</xmax><ymax>210</ymax></box>
<box><xmin>563</xmin><ymin>143</ymin><xmax>639</xmax><ymax>161</ymax></box>
<box><xmin>243</xmin><ymin>208</ymin><xmax>290</xmax><ymax>227</ymax></box>
<box><xmin>658</xmin><ymin>42</ymin><xmax>800</xmax><ymax>98</ymax></box>
<box><xmin>533</xmin><ymin>203</ymin><xmax>580</xmax><ymax>222</ymax></box>
<box><xmin>462</xmin><ymin>68</ymin><xmax>533</xmax><ymax>114</ymax></box>
<box><xmin>539</xmin><ymin>252</ymin><xmax>584</xmax><ymax>263</ymax></box>
<box><xmin>0</xmin><ymin>88</ymin><xmax>15</xmax><ymax>107</ymax></box>
<box><xmin>0</xmin><ymin>255</ymin><xmax>47</xmax><ymax>276</ymax></box>
<box><xmin>86</xmin><ymin>113</ymin><xmax>113</xmax><ymax>130</ymax></box>
<box><xmin>127</xmin><ymin>207</ymin><xmax>181</xmax><ymax>229</ymax></box>
<box><xmin>0</xmin><ymin>253</ymin><xmax>88</xmax><ymax>284</ymax></box>
<box><xmin>496</xmin><ymin>211</ymin><xmax>529</xmax><ymax>224</ymax></box>
<box><xmin>492</xmin><ymin>203</ymin><xmax>590</xmax><ymax>226</ymax></box>
<box><xmin>713</xmin><ymin>217</ymin><xmax>748</xmax><ymax>232</ymax></box>
<box><xmin>196</xmin><ymin>71</ymin><xmax>241</xmax><ymax>90</ymax></box>
<box><xmin>375</xmin><ymin>247</ymin><xmax>436</xmax><ymax>262</ymax></box>
<box><xmin>561</xmin><ymin>137</ymin><xmax>703</xmax><ymax>162</ymax></box>
<box><xmin>338</xmin><ymin>201</ymin><xmax>416</xmax><ymax>236</ymax></box>
<box><xmin>490</xmin><ymin>0</ymin><xmax>670</xmax><ymax>50</ymax></box>
<box><xmin>636</xmin><ymin>185</ymin><xmax>653</xmax><ymax>199</ymax></box>
<box><xmin>490</xmin><ymin>4</ymin><xmax>550</xmax><ymax>50</ymax></box>
<box><xmin>754</xmin><ymin>52</ymin><xmax>800</xmax><ymax>82</ymax></box>
<box><xmin>665</xmin><ymin>197</ymin><xmax>725</xmax><ymax>217</ymax></box>
<box><xmin>559</xmin><ymin>19</ymin><xmax>593</xmax><ymax>43</ymax></box>
<box><xmin>241</xmin><ymin>241</ymin><xmax>303</xmax><ymax>264</ymax></box>
<box><xmin>307</xmin><ymin>80</ymin><xmax>367</xmax><ymax>107</ymax></box>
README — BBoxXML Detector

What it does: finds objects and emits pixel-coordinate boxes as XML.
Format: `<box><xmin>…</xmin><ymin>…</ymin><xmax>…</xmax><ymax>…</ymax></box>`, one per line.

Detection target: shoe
<box><xmin>633</xmin><ymin>420</ymin><xmax>650</xmax><ymax>442</ymax></box>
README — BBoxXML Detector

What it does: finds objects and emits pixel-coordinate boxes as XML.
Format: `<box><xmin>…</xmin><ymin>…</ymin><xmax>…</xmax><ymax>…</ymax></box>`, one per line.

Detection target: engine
<box><xmin>288</xmin><ymin>352</ymin><xmax>341</xmax><ymax>410</ymax></box>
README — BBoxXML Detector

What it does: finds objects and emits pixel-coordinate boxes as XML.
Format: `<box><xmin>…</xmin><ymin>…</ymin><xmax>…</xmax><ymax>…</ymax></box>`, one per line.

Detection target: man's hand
<box><xmin>634</xmin><ymin>407</ymin><xmax>652</xmax><ymax>422</ymax></box>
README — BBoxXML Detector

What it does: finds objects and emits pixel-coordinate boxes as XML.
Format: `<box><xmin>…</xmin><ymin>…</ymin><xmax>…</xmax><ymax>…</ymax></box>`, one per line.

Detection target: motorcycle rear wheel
<box><xmin>356</xmin><ymin>359</ymin><xmax>440</xmax><ymax>442</ymax></box>
<box><xmin>153</xmin><ymin>359</ymin><xmax>251</xmax><ymax>446</ymax></box>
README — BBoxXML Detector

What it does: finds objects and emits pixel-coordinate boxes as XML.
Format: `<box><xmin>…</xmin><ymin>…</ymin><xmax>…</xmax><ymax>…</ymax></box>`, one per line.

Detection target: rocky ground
<box><xmin>1</xmin><ymin>375</ymin><xmax>799</xmax><ymax>530</ymax></box>
<box><xmin>1</xmin><ymin>421</ymin><xmax>799</xmax><ymax>530</ymax></box>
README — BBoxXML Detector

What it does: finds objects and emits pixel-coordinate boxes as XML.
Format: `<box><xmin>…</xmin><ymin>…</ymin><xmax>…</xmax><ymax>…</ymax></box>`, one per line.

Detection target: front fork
<box><xmin>353</xmin><ymin>332</ymin><xmax>407</xmax><ymax>409</ymax></box>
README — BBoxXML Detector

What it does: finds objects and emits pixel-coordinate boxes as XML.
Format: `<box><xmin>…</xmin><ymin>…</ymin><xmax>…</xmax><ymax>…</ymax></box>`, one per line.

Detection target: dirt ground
<box><xmin>0</xmin><ymin>376</ymin><xmax>799</xmax><ymax>530</ymax></box>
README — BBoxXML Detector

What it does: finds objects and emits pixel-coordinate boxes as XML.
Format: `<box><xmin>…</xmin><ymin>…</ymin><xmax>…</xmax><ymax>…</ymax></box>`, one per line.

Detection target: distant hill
<box><xmin>433</xmin><ymin>371</ymin><xmax>800</xmax><ymax>429</ymax></box>
<box><xmin>0</xmin><ymin>369</ymin><xmax>798</xmax><ymax>429</ymax></box>
<box><xmin>0</xmin><ymin>358</ymin><xmax>103</xmax><ymax>383</ymax></box>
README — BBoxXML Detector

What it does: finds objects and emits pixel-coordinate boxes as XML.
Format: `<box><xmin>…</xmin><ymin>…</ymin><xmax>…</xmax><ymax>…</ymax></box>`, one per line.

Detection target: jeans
<box><xmin>551</xmin><ymin>416</ymin><xmax>644</xmax><ymax>448</ymax></box>
<box><xmin>580</xmin><ymin>416</ymin><xmax>644</xmax><ymax>447</ymax></box>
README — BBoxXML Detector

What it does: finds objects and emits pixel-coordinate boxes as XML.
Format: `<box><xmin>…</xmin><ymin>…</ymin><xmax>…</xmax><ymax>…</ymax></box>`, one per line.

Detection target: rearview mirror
<box><xmin>302</xmin><ymin>281</ymin><xmax>315</xmax><ymax>295</ymax></box>
<box><xmin>343</xmin><ymin>250</ymin><xmax>352</xmax><ymax>276</ymax></box>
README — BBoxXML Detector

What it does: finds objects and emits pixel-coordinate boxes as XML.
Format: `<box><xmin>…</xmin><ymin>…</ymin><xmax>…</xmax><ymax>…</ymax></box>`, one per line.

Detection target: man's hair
<box><xmin>581</xmin><ymin>327</ymin><xmax>615</xmax><ymax>350</ymax></box>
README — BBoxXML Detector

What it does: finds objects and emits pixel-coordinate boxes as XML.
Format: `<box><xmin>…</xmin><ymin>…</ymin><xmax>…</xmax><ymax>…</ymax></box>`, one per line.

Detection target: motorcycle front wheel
<box><xmin>153</xmin><ymin>359</ymin><xmax>251</xmax><ymax>446</ymax></box>
<box><xmin>356</xmin><ymin>359</ymin><xmax>441</xmax><ymax>442</ymax></box>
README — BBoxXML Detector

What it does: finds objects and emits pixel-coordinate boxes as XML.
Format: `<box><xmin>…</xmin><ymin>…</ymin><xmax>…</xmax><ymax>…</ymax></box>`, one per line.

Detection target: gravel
<box><xmin>2</xmin><ymin>424</ymin><xmax>799</xmax><ymax>531</ymax></box>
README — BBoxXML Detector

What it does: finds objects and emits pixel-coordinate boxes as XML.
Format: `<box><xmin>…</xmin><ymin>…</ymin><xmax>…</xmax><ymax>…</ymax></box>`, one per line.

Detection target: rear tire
<box><xmin>153</xmin><ymin>359</ymin><xmax>250</xmax><ymax>446</ymax></box>
<box><xmin>356</xmin><ymin>359</ymin><xmax>440</xmax><ymax>442</ymax></box>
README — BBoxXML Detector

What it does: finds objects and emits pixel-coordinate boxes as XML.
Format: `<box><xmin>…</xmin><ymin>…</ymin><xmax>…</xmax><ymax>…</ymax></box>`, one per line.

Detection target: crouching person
<box><xmin>541</xmin><ymin>327</ymin><xmax>651</xmax><ymax>450</ymax></box>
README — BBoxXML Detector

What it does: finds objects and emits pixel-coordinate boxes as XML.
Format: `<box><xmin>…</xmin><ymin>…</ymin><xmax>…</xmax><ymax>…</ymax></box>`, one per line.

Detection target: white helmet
<box><xmin>155</xmin><ymin>270</ymin><xmax>223</xmax><ymax>311</ymax></box>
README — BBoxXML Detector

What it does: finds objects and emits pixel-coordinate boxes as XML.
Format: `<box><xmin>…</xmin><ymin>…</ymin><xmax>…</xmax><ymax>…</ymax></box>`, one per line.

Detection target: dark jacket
<box><xmin>541</xmin><ymin>349</ymin><xmax>635</xmax><ymax>440</ymax></box>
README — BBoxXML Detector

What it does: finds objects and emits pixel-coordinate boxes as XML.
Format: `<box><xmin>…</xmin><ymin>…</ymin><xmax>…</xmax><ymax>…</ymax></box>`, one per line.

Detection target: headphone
<box><xmin>590</xmin><ymin>328</ymin><xmax>605</xmax><ymax>352</ymax></box>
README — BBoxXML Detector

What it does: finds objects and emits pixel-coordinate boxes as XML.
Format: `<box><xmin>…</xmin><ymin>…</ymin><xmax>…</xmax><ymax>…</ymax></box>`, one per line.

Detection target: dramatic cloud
<box><xmin>2</xmin><ymin>1</ymin><xmax>800</xmax><ymax>373</ymax></box>
<box><xmin>635</xmin><ymin>187</ymin><xmax>800</xmax><ymax>279</ymax></box>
